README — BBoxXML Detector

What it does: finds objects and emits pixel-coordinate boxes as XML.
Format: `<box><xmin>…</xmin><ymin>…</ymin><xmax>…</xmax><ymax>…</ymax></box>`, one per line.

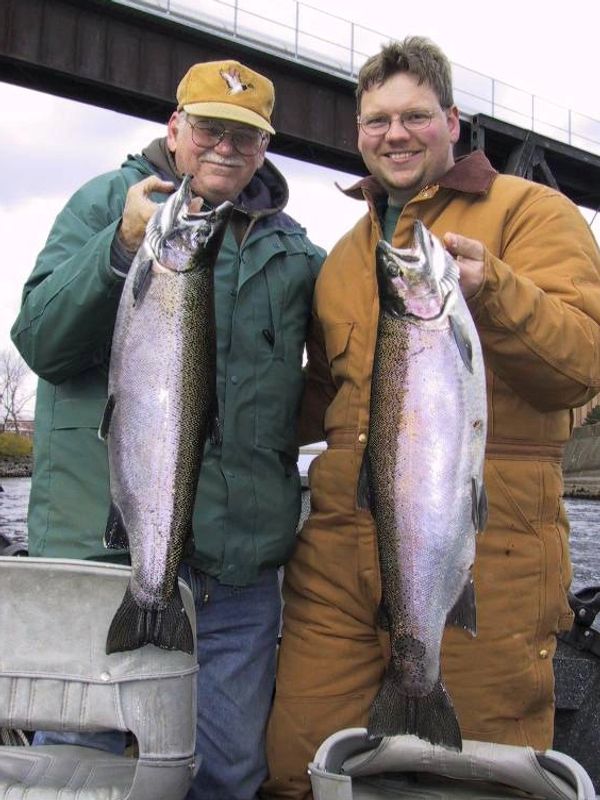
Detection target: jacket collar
<box><xmin>342</xmin><ymin>149</ymin><xmax>497</xmax><ymax>201</ymax></box>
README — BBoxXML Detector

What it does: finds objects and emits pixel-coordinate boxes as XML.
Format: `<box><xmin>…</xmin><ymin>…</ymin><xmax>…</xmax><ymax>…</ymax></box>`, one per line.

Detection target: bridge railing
<box><xmin>114</xmin><ymin>0</ymin><xmax>600</xmax><ymax>156</ymax></box>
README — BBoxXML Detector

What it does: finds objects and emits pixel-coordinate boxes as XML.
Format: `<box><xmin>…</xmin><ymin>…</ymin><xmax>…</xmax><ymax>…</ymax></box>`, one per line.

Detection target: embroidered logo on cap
<box><xmin>220</xmin><ymin>67</ymin><xmax>254</xmax><ymax>95</ymax></box>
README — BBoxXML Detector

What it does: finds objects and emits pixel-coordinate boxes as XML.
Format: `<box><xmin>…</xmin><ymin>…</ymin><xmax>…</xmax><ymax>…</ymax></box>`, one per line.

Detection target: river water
<box><xmin>1</xmin><ymin>476</ymin><xmax>599</xmax><ymax>591</ymax></box>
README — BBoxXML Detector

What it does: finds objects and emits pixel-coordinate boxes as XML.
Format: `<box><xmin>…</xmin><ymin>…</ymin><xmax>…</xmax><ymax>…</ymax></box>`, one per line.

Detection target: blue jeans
<box><xmin>34</xmin><ymin>566</ymin><xmax>282</xmax><ymax>800</ymax></box>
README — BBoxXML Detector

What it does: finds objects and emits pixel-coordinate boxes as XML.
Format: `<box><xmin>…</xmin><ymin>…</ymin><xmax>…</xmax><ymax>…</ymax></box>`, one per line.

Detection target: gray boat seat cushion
<box><xmin>309</xmin><ymin>728</ymin><xmax>597</xmax><ymax>800</ymax></box>
<box><xmin>0</xmin><ymin>746</ymin><xmax>133</xmax><ymax>800</ymax></box>
<box><xmin>0</xmin><ymin>557</ymin><xmax>199</xmax><ymax>800</ymax></box>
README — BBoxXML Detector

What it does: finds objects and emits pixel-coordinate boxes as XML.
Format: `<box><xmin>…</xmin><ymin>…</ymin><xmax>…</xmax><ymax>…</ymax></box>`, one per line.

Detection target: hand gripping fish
<box><xmin>100</xmin><ymin>175</ymin><xmax>233</xmax><ymax>654</ymax></box>
<box><xmin>358</xmin><ymin>220</ymin><xmax>488</xmax><ymax>750</ymax></box>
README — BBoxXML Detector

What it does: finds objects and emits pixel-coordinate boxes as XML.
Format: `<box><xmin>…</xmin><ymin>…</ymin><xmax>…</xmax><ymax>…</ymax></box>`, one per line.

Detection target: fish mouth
<box><xmin>149</xmin><ymin>176</ymin><xmax>233</xmax><ymax>273</ymax></box>
<box><xmin>172</xmin><ymin>174</ymin><xmax>194</xmax><ymax>219</ymax></box>
<box><xmin>376</xmin><ymin>235</ymin><xmax>449</xmax><ymax>322</ymax></box>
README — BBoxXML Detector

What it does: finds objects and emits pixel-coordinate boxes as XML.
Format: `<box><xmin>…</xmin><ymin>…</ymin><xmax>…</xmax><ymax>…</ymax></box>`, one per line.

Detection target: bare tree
<box><xmin>0</xmin><ymin>348</ymin><xmax>35</xmax><ymax>435</ymax></box>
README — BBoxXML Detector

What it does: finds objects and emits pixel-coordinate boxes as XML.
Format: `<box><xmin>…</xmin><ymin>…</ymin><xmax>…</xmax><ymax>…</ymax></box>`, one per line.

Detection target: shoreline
<box><xmin>563</xmin><ymin>486</ymin><xmax>600</xmax><ymax>500</ymax></box>
<box><xmin>0</xmin><ymin>458</ymin><xmax>33</xmax><ymax>479</ymax></box>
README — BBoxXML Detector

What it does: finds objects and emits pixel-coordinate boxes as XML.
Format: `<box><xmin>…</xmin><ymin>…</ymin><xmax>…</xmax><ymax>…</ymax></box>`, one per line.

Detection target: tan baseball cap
<box><xmin>176</xmin><ymin>60</ymin><xmax>275</xmax><ymax>134</ymax></box>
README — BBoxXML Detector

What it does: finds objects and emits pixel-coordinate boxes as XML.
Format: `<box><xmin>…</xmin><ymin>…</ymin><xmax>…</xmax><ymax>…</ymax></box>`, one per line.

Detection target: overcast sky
<box><xmin>1</xmin><ymin>0</ymin><xmax>599</xmax><ymax>408</ymax></box>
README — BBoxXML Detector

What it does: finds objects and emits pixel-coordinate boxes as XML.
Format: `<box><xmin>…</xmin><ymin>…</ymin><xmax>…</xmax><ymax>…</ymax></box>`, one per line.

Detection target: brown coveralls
<box><xmin>263</xmin><ymin>151</ymin><xmax>600</xmax><ymax>799</ymax></box>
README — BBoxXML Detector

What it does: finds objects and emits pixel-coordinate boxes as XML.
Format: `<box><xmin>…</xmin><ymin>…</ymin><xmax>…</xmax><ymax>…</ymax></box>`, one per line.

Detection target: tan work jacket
<box><xmin>300</xmin><ymin>149</ymin><xmax>600</xmax><ymax>745</ymax></box>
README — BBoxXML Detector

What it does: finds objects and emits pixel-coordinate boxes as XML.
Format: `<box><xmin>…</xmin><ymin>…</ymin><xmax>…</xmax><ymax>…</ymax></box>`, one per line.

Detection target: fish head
<box><xmin>148</xmin><ymin>175</ymin><xmax>234</xmax><ymax>273</ymax></box>
<box><xmin>376</xmin><ymin>220</ymin><xmax>458</xmax><ymax>320</ymax></box>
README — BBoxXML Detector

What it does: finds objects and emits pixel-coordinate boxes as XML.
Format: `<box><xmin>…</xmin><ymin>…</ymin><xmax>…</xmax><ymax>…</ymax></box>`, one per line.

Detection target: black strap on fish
<box><xmin>559</xmin><ymin>585</ymin><xmax>600</xmax><ymax>658</ymax></box>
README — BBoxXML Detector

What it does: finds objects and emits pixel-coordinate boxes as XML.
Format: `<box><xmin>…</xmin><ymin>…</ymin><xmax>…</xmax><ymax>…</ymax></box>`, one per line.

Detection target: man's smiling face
<box><xmin>357</xmin><ymin>71</ymin><xmax>460</xmax><ymax>206</ymax></box>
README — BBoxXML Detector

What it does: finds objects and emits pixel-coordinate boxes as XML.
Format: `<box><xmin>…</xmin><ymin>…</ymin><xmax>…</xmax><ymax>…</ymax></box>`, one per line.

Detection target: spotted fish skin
<box><xmin>102</xmin><ymin>176</ymin><xmax>233</xmax><ymax>654</ymax></box>
<box><xmin>359</xmin><ymin>220</ymin><xmax>487</xmax><ymax>750</ymax></box>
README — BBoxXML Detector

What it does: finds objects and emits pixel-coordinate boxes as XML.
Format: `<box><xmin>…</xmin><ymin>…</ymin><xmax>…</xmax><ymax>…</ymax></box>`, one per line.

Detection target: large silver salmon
<box><xmin>358</xmin><ymin>220</ymin><xmax>487</xmax><ymax>750</ymax></box>
<box><xmin>100</xmin><ymin>176</ymin><xmax>233</xmax><ymax>654</ymax></box>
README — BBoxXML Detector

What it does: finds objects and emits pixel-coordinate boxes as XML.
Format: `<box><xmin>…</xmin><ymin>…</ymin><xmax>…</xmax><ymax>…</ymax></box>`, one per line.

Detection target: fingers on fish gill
<box><xmin>367</xmin><ymin>669</ymin><xmax>462</xmax><ymax>751</ymax></box>
<box><xmin>105</xmin><ymin>582</ymin><xmax>194</xmax><ymax>655</ymax></box>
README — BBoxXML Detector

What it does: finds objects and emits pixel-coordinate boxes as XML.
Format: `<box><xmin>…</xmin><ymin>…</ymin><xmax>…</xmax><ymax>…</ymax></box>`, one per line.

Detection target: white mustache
<box><xmin>201</xmin><ymin>157</ymin><xmax>245</xmax><ymax>167</ymax></box>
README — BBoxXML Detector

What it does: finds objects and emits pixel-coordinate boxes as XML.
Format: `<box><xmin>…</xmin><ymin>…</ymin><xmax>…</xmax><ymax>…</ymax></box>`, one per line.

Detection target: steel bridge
<box><xmin>2</xmin><ymin>0</ymin><xmax>600</xmax><ymax>210</ymax></box>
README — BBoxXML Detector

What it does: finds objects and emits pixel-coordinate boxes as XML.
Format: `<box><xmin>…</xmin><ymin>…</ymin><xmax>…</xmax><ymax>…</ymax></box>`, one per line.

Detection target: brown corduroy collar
<box><xmin>341</xmin><ymin>149</ymin><xmax>498</xmax><ymax>201</ymax></box>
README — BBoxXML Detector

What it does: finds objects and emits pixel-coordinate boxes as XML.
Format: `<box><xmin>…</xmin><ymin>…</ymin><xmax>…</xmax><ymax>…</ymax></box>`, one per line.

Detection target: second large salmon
<box><xmin>358</xmin><ymin>220</ymin><xmax>487</xmax><ymax>750</ymax></box>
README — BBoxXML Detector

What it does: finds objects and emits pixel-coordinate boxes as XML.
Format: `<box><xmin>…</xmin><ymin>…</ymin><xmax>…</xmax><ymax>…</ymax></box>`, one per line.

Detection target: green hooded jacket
<box><xmin>11</xmin><ymin>143</ymin><xmax>325</xmax><ymax>585</ymax></box>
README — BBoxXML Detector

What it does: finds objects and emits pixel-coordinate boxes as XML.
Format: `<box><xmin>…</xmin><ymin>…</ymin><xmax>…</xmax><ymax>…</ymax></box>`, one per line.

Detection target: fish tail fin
<box><xmin>367</xmin><ymin>670</ymin><xmax>462</xmax><ymax>751</ymax></box>
<box><xmin>106</xmin><ymin>583</ymin><xmax>194</xmax><ymax>655</ymax></box>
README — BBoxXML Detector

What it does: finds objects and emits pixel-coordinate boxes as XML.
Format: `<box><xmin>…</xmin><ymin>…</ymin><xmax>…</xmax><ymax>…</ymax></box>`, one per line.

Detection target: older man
<box><xmin>12</xmin><ymin>59</ymin><xmax>324</xmax><ymax>800</ymax></box>
<box><xmin>264</xmin><ymin>37</ymin><xmax>600</xmax><ymax>799</ymax></box>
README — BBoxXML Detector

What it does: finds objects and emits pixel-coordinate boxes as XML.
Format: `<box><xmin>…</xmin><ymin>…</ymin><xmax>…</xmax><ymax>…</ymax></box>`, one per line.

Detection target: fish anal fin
<box><xmin>478</xmin><ymin>482</ymin><xmax>488</xmax><ymax>532</ymax></box>
<box><xmin>357</xmin><ymin>449</ymin><xmax>374</xmax><ymax>511</ymax></box>
<box><xmin>449</xmin><ymin>314</ymin><xmax>474</xmax><ymax>373</ymax></box>
<box><xmin>367</xmin><ymin>669</ymin><xmax>462</xmax><ymax>751</ymax></box>
<box><xmin>447</xmin><ymin>575</ymin><xmax>477</xmax><ymax>635</ymax></box>
<box><xmin>104</xmin><ymin>502</ymin><xmax>129</xmax><ymax>550</ymax></box>
<box><xmin>106</xmin><ymin>583</ymin><xmax>194</xmax><ymax>655</ymax></box>
<box><xmin>471</xmin><ymin>477</ymin><xmax>488</xmax><ymax>533</ymax></box>
<box><xmin>98</xmin><ymin>394</ymin><xmax>115</xmax><ymax>441</ymax></box>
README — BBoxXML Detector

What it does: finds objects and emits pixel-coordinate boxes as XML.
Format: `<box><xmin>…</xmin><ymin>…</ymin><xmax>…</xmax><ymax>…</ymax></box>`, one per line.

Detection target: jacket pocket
<box><xmin>52</xmin><ymin>396</ymin><xmax>108</xmax><ymax>430</ymax></box>
<box><xmin>255</xmin><ymin>360</ymin><xmax>304</xmax><ymax>459</ymax></box>
<box><xmin>47</xmin><ymin>396</ymin><xmax>112</xmax><ymax>558</ymax></box>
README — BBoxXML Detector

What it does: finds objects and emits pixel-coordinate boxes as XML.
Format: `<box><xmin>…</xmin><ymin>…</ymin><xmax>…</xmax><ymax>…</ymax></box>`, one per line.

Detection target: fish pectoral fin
<box><xmin>368</xmin><ymin>669</ymin><xmax>462</xmax><ymax>751</ymax></box>
<box><xmin>357</xmin><ymin>450</ymin><xmax>374</xmax><ymax>511</ymax></box>
<box><xmin>104</xmin><ymin>502</ymin><xmax>130</xmax><ymax>550</ymax></box>
<box><xmin>132</xmin><ymin>258</ymin><xmax>153</xmax><ymax>305</ymax></box>
<box><xmin>98</xmin><ymin>394</ymin><xmax>116</xmax><ymax>441</ymax></box>
<box><xmin>106</xmin><ymin>582</ymin><xmax>194</xmax><ymax>655</ymax></box>
<box><xmin>446</xmin><ymin>575</ymin><xmax>477</xmax><ymax>635</ymax></box>
<box><xmin>449</xmin><ymin>314</ymin><xmax>474</xmax><ymax>373</ymax></box>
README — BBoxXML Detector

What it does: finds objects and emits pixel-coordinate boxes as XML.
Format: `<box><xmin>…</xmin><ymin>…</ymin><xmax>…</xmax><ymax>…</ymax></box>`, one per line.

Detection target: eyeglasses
<box><xmin>357</xmin><ymin>110</ymin><xmax>437</xmax><ymax>136</ymax></box>
<box><xmin>187</xmin><ymin>119</ymin><xmax>266</xmax><ymax>155</ymax></box>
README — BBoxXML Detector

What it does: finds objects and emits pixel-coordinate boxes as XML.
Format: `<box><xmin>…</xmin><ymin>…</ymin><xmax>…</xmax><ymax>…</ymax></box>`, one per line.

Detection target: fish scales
<box><xmin>112</xmin><ymin>268</ymin><xmax>212</xmax><ymax>606</ymax></box>
<box><xmin>360</xmin><ymin>220</ymin><xmax>487</xmax><ymax>750</ymax></box>
<box><xmin>102</xmin><ymin>176</ymin><xmax>233</xmax><ymax>654</ymax></box>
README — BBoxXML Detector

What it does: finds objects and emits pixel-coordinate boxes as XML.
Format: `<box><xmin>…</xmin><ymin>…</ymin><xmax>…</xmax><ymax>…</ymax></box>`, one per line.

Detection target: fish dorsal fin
<box><xmin>447</xmin><ymin>574</ymin><xmax>477</xmax><ymax>635</ymax></box>
<box><xmin>98</xmin><ymin>394</ymin><xmax>115</xmax><ymax>441</ymax></box>
<box><xmin>449</xmin><ymin>313</ymin><xmax>474</xmax><ymax>373</ymax></box>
